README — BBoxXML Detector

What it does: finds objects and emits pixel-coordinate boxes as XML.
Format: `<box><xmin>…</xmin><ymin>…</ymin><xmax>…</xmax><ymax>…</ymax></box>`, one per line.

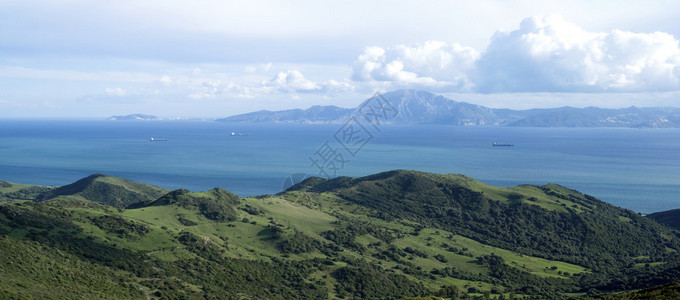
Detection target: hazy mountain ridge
<box><xmin>2</xmin><ymin>171</ymin><xmax>680</xmax><ymax>298</ymax></box>
<box><xmin>218</xmin><ymin>90</ymin><xmax>505</xmax><ymax>125</ymax></box>
<box><xmin>218</xmin><ymin>90</ymin><xmax>680</xmax><ymax>128</ymax></box>
<box><xmin>107</xmin><ymin>114</ymin><xmax>161</xmax><ymax>120</ymax></box>
<box><xmin>107</xmin><ymin>114</ymin><xmax>192</xmax><ymax>121</ymax></box>
<box><xmin>508</xmin><ymin>106</ymin><xmax>680</xmax><ymax>128</ymax></box>
<box><xmin>217</xmin><ymin>105</ymin><xmax>353</xmax><ymax>124</ymax></box>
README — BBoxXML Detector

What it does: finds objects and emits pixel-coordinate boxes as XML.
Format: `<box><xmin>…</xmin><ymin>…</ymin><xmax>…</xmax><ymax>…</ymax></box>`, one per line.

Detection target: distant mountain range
<box><xmin>217</xmin><ymin>90</ymin><xmax>680</xmax><ymax>128</ymax></box>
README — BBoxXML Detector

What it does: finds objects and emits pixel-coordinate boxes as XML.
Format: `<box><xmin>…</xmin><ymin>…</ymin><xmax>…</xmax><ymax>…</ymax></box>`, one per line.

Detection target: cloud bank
<box><xmin>353</xmin><ymin>15</ymin><xmax>680</xmax><ymax>93</ymax></box>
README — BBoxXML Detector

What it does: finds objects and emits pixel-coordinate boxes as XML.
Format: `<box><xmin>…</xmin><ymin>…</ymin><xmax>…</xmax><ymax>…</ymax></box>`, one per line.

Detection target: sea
<box><xmin>1</xmin><ymin>119</ymin><xmax>679</xmax><ymax>214</ymax></box>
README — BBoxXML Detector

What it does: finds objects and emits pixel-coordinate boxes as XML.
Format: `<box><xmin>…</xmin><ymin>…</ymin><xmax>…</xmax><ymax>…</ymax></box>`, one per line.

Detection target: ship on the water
<box><xmin>149</xmin><ymin>137</ymin><xmax>168</xmax><ymax>141</ymax></box>
<box><xmin>492</xmin><ymin>142</ymin><xmax>513</xmax><ymax>147</ymax></box>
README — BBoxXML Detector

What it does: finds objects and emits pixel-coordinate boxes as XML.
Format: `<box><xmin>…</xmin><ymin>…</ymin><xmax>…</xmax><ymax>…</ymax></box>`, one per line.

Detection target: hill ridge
<box><xmin>37</xmin><ymin>173</ymin><xmax>168</xmax><ymax>207</ymax></box>
<box><xmin>284</xmin><ymin>169</ymin><xmax>678</xmax><ymax>271</ymax></box>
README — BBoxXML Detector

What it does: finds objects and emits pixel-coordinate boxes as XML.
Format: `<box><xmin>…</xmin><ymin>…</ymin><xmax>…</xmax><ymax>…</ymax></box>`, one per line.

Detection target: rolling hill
<box><xmin>1</xmin><ymin>170</ymin><xmax>680</xmax><ymax>298</ymax></box>
<box><xmin>36</xmin><ymin>173</ymin><xmax>168</xmax><ymax>207</ymax></box>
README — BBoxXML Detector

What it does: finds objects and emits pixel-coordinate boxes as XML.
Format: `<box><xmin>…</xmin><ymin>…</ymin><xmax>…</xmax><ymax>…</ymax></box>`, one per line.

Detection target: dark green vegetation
<box><xmin>132</xmin><ymin>187</ymin><xmax>241</xmax><ymax>221</ymax></box>
<box><xmin>1</xmin><ymin>170</ymin><xmax>680</xmax><ymax>299</ymax></box>
<box><xmin>647</xmin><ymin>209</ymin><xmax>680</xmax><ymax>231</ymax></box>
<box><xmin>603</xmin><ymin>281</ymin><xmax>680</xmax><ymax>299</ymax></box>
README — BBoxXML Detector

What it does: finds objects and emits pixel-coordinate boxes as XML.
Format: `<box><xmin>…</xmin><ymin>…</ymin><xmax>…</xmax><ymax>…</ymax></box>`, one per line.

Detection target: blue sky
<box><xmin>2</xmin><ymin>0</ymin><xmax>680</xmax><ymax>118</ymax></box>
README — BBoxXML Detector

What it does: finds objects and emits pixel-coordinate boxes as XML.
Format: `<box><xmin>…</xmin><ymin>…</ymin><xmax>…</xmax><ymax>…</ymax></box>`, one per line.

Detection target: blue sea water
<box><xmin>0</xmin><ymin>120</ymin><xmax>678</xmax><ymax>214</ymax></box>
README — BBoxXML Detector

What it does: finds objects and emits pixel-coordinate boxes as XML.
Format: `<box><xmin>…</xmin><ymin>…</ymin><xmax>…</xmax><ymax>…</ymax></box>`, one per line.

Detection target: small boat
<box><xmin>492</xmin><ymin>142</ymin><xmax>513</xmax><ymax>147</ymax></box>
<box><xmin>149</xmin><ymin>137</ymin><xmax>168</xmax><ymax>141</ymax></box>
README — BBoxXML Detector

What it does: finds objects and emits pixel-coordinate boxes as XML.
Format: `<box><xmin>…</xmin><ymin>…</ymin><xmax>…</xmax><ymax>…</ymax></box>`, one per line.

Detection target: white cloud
<box><xmin>268</xmin><ymin>70</ymin><xmax>319</xmax><ymax>91</ymax></box>
<box><xmin>105</xmin><ymin>87</ymin><xmax>126</xmax><ymax>96</ymax></box>
<box><xmin>186</xmin><ymin>80</ymin><xmax>258</xmax><ymax>100</ymax></box>
<box><xmin>264</xmin><ymin>69</ymin><xmax>353</xmax><ymax>94</ymax></box>
<box><xmin>351</xmin><ymin>15</ymin><xmax>680</xmax><ymax>94</ymax></box>
<box><xmin>324</xmin><ymin>79</ymin><xmax>353</xmax><ymax>91</ymax></box>
<box><xmin>475</xmin><ymin>15</ymin><xmax>680</xmax><ymax>92</ymax></box>
<box><xmin>352</xmin><ymin>41</ymin><xmax>479</xmax><ymax>90</ymax></box>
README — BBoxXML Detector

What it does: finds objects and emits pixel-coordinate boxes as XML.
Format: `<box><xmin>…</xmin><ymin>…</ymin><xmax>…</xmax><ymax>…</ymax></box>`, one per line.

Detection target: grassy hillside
<box><xmin>37</xmin><ymin>173</ymin><xmax>168</xmax><ymax>207</ymax></box>
<box><xmin>291</xmin><ymin>171</ymin><xmax>677</xmax><ymax>270</ymax></box>
<box><xmin>0</xmin><ymin>235</ymin><xmax>144</xmax><ymax>299</ymax></box>
<box><xmin>1</xmin><ymin>170</ymin><xmax>680</xmax><ymax>299</ymax></box>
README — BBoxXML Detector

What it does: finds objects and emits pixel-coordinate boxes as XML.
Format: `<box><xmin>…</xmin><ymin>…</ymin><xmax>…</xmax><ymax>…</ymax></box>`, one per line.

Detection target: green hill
<box><xmin>37</xmin><ymin>173</ymin><xmax>168</xmax><ymax>207</ymax></box>
<box><xmin>1</xmin><ymin>170</ymin><xmax>680</xmax><ymax>299</ymax></box>
<box><xmin>647</xmin><ymin>209</ymin><xmax>680</xmax><ymax>231</ymax></box>
<box><xmin>291</xmin><ymin>170</ymin><xmax>678</xmax><ymax>272</ymax></box>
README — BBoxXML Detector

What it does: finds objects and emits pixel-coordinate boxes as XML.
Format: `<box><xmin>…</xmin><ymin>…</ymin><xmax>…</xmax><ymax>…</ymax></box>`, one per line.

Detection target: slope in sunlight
<box><xmin>1</xmin><ymin>170</ymin><xmax>680</xmax><ymax>299</ymax></box>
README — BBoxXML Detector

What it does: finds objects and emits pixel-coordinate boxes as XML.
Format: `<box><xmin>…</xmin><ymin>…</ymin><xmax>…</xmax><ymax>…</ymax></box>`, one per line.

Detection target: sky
<box><xmin>1</xmin><ymin>0</ymin><xmax>680</xmax><ymax>118</ymax></box>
